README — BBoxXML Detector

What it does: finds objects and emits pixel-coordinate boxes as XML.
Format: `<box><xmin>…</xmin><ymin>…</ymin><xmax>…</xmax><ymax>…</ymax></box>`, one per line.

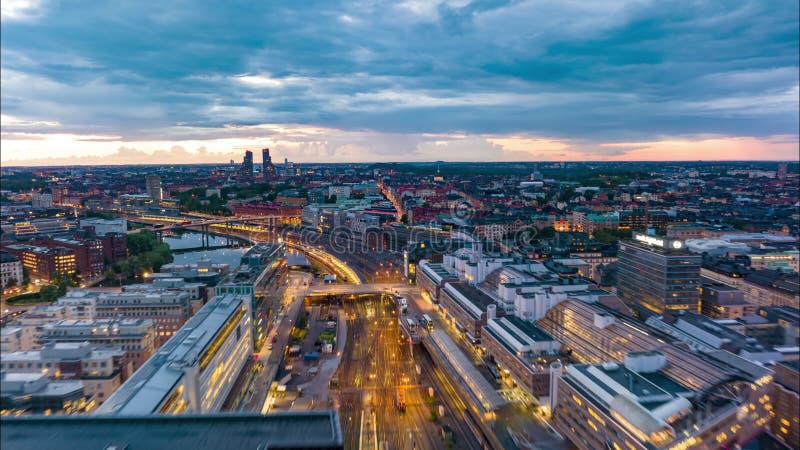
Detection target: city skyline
<box><xmin>2</xmin><ymin>0</ymin><xmax>798</xmax><ymax>165</ymax></box>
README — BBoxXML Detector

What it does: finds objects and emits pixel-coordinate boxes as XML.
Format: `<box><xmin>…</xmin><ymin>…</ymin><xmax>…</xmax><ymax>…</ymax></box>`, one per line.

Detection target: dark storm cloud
<box><xmin>1</xmin><ymin>0</ymin><xmax>797</xmax><ymax>143</ymax></box>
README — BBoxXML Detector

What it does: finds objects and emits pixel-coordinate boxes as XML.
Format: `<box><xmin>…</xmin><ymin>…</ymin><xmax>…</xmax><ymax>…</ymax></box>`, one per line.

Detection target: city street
<box><xmin>233</xmin><ymin>271</ymin><xmax>311</xmax><ymax>413</ymax></box>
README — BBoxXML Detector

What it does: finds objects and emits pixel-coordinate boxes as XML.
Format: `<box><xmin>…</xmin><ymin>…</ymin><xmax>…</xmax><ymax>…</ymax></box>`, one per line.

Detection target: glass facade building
<box><xmin>616</xmin><ymin>236</ymin><xmax>701</xmax><ymax>315</ymax></box>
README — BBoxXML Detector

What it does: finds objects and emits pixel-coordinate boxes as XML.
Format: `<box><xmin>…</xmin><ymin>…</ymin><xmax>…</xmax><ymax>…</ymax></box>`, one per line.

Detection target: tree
<box><xmin>5</xmin><ymin>277</ymin><xmax>17</xmax><ymax>290</ymax></box>
<box><xmin>400</xmin><ymin>214</ymin><xmax>409</xmax><ymax>224</ymax></box>
<box><xmin>39</xmin><ymin>284</ymin><xmax>59</xmax><ymax>302</ymax></box>
<box><xmin>56</xmin><ymin>279</ymin><xmax>70</xmax><ymax>297</ymax></box>
<box><xmin>559</xmin><ymin>187</ymin><xmax>575</xmax><ymax>203</ymax></box>
<box><xmin>593</xmin><ymin>228</ymin><xmax>632</xmax><ymax>243</ymax></box>
<box><xmin>583</xmin><ymin>190</ymin><xmax>597</xmax><ymax>201</ymax></box>
<box><xmin>537</xmin><ymin>226</ymin><xmax>556</xmax><ymax>240</ymax></box>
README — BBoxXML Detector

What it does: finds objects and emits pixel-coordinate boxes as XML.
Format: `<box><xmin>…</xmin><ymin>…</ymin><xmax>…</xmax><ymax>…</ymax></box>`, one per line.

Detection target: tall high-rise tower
<box><xmin>616</xmin><ymin>233</ymin><xmax>700</xmax><ymax>317</ymax></box>
<box><xmin>145</xmin><ymin>175</ymin><xmax>163</xmax><ymax>202</ymax></box>
<box><xmin>262</xmin><ymin>148</ymin><xmax>275</xmax><ymax>177</ymax></box>
<box><xmin>240</xmin><ymin>150</ymin><xmax>254</xmax><ymax>176</ymax></box>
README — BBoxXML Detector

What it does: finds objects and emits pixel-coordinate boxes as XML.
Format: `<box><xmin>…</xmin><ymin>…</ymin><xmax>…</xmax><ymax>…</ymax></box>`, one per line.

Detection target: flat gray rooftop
<box><xmin>571</xmin><ymin>363</ymin><xmax>691</xmax><ymax>411</ymax></box>
<box><xmin>448</xmin><ymin>282</ymin><xmax>496</xmax><ymax>312</ymax></box>
<box><xmin>1</xmin><ymin>412</ymin><xmax>343</xmax><ymax>450</ymax></box>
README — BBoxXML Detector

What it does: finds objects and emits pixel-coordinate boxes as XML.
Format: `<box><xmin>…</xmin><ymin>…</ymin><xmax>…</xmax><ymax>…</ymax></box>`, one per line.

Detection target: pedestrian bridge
<box><xmin>304</xmin><ymin>283</ymin><xmax>407</xmax><ymax>297</ymax></box>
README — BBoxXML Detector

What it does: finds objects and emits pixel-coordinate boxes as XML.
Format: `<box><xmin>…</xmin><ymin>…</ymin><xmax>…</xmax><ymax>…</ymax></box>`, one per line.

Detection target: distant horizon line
<box><xmin>1</xmin><ymin>159</ymin><xmax>797</xmax><ymax>169</ymax></box>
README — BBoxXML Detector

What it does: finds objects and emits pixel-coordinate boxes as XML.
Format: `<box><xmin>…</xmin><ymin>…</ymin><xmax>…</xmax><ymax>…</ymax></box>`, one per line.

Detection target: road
<box><xmin>231</xmin><ymin>271</ymin><xmax>311</xmax><ymax>413</ymax></box>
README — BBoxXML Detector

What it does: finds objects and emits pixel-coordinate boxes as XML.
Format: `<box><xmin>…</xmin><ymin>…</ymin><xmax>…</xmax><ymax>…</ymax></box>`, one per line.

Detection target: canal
<box><xmin>164</xmin><ymin>232</ymin><xmax>250</xmax><ymax>267</ymax></box>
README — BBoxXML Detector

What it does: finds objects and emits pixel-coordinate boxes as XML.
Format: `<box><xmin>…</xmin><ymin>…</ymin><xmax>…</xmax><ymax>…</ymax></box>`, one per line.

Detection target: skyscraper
<box><xmin>145</xmin><ymin>175</ymin><xmax>163</xmax><ymax>202</ymax></box>
<box><xmin>240</xmin><ymin>150</ymin><xmax>254</xmax><ymax>177</ymax></box>
<box><xmin>616</xmin><ymin>233</ymin><xmax>701</xmax><ymax>316</ymax></box>
<box><xmin>262</xmin><ymin>148</ymin><xmax>275</xmax><ymax>177</ymax></box>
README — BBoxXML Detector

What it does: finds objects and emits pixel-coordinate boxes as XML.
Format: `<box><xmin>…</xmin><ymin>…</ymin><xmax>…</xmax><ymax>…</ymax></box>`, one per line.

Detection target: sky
<box><xmin>1</xmin><ymin>0</ymin><xmax>798</xmax><ymax>165</ymax></box>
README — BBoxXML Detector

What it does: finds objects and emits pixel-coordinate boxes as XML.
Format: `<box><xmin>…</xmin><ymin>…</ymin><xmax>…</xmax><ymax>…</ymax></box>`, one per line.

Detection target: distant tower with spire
<box><xmin>433</xmin><ymin>163</ymin><xmax>444</xmax><ymax>182</ymax></box>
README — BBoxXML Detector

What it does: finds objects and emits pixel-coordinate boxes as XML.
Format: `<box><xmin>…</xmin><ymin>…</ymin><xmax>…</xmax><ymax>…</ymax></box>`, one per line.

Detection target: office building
<box><xmin>748</xmin><ymin>249</ymin><xmax>799</xmax><ymax>273</ymax></box>
<box><xmin>53</xmin><ymin>290</ymin><xmax>98</xmax><ymax>320</ymax></box>
<box><xmin>571</xmin><ymin>211</ymin><xmax>619</xmax><ymax>234</ymax></box>
<box><xmin>93</xmin><ymin>291</ymin><xmax>193</xmax><ymax>347</ymax></box>
<box><xmin>262</xmin><ymin>147</ymin><xmax>275</xmax><ymax>177</ymax></box>
<box><xmin>1</xmin><ymin>342</ymin><xmax>129</xmax><ymax>405</ymax></box>
<box><xmin>1</xmin><ymin>251</ymin><xmax>24</xmax><ymax>289</ymax></box>
<box><xmin>616</xmin><ymin>233</ymin><xmax>701</xmax><ymax>315</ymax></box>
<box><xmin>95</xmin><ymin>294</ymin><xmax>252</xmax><ymax>415</ymax></box>
<box><xmin>757</xmin><ymin>306</ymin><xmax>799</xmax><ymax>346</ymax></box>
<box><xmin>239</xmin><ymin>150</ymin><xmax>254</xmax><ymax>177</ymax></box>
<box><xmin>39</xmin><ymin>319</ymin><xmax>156</xmax><ymax>371</ymax></box>
<box><xmin>1</xmin><ymin>373</ymin><xmax>90</xmax><ymax>415</ymax></box>
<box><xmin>771</xmin><ymin>360</ymin><xmax>799</xmax><ymax>449</ymax></box>
<box><xmin>4</xmin><ymin>244</ymin><xmax>77</xmax><ymax>283</ymax></box>
<box><xmin>30</xmin><ymin>192</ymin><xmax>53</xmax><ymax>209</ymax></box>
<box><xmin>99</xmin><ymin>232</ymin><xmax>128</xmax><ymax>262</ymax></box>
<box><xmin>11</xmin><ymin>305</ymin><xmax>70</xmax><ymax>327</ymax></box>
<box><xmin>217</xmin><ymin>242</ymin><xmax>286</xmax><ymax>344</ymax></box>
<box><xmin>618</xmin><ymin>209</ymin><xmax>669</xmax><ymax>234</ymax></box>
<box><xmin>327</xmin><ymin>185</ymin><xmax>352</xmax><ymax>200</ymax></box>
<box><xmin>1</xmin><ymin>326</ymin><xmax>37</xmax><ymax>353</ymax></box>
<box><xmin>740</xmin><ymin>269</ymin><xmax>800</xmax><ymax>307</ymax></box>
<box><xmin>699</xmin><ymin>279</ymin><xmax>754</xmax><ymax>318</ymax></box>
<box><xmin>145</xmin><ymin>175</ymin><xmax>163</xmax><ymax>202</ymax></box>
<box><xmin>40</xmin><ymin>237</ymin><xmax>105</xmax><ymax>278</ymax></box>
<box><xmin>307</xmin><ymin>187</ymin><xmax>326</xmax><ymax>204</ymax></box>
<box><xmin>1</xmin><ymin>218</ymin><xmax>72</xmax><ymax>239</ymax></box>
<box><xmin>1</xmin><ymin>411</ymin><xmax>344</xmax><ymax>450</ymax></box>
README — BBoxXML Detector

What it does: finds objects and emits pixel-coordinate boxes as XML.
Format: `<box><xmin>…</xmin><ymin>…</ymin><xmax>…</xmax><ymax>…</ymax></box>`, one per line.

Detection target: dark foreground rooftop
<box><xmin>0</xmin><ymin>411</ymin><xmax>344</xmax><ymax>450</ymax></box>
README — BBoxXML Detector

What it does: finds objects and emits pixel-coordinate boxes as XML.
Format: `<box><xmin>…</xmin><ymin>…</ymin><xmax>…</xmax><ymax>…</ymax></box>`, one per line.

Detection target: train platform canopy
<box><xmin>428</xmin><ymin>329</ymin><xmax>506</xmax><ymax>411</ymax></box>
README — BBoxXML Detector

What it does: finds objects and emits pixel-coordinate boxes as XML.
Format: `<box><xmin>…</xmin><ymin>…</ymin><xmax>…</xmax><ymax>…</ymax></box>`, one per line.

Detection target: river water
<box><xmin>164</xmin><ymin>232</ymin><xmax>250</xmax><ymax>268</ymax></box>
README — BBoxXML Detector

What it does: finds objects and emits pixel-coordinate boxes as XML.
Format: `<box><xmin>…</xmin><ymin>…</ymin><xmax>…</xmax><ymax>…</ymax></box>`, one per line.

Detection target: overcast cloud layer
<box><xmin>1</xmin><ymin>0</ymin><xmax>798</xmax><ymax>164</ymax></box>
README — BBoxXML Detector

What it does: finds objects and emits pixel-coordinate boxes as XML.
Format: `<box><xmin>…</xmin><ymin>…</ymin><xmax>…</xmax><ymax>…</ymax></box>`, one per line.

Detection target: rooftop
<box><xmin>0</xmin><ymin>412</ymin><xmax>343</xmax><ymax>450</ymax></box>
<box><xmin>489</xmin><ymin>315</ymin><xmax>555</xmax><ymax>347</ymax></box>
<box><xmin>418</xmin><ymin>260</ymin><xmax>456</xmax><ymax>284</ymax></box>
<box><xmin>570</xmin><ymin>361</ymin><xmax>692</xmax><ymax>411</ymax></box>
<box><xmin>0</xmin><ymin>251</ymin><xmax>19</xmax><ymax>263</ymax></box>
<box><xmin>445</xmin><ymin>282</ymin><xmax>497</xmax><ymax>318</ymax></box>
<box><xmin>671</xmin><ymin>311</ymin><xmax>771</xmax><ymax>353</ymax></box>
<box><xmin>428</xmin><ymin>329</ymin><xmax>506</xmax><ymax>411</ymax></box>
